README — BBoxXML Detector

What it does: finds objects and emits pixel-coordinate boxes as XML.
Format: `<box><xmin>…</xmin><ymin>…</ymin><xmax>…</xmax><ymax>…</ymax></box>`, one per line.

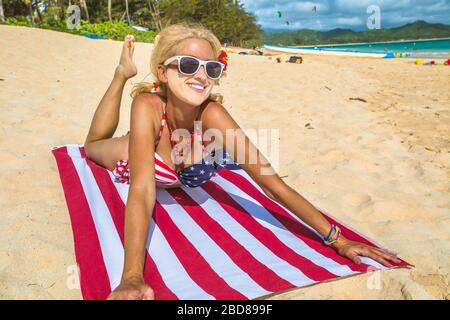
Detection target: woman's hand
<box><xmin>115</xmin><ymin>35</ymin><xmax>138</xmax><ymax>81</ymax></box>
<box><xmin>106</xmin><ymin>275</ymin><xmax>154</xmax><ymax>300</ymax></box>
<box><xmin>333</xmin><ymin>237</ymin><xmax>401</xmax><ymax>267</ymax></box>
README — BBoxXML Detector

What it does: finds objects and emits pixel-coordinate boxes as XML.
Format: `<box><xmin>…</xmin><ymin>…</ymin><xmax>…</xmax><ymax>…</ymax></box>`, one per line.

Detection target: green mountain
<box><xmin>261</xmin><ymin>21</ymin><xmax>450</xmax><ymax>46</ymax></box>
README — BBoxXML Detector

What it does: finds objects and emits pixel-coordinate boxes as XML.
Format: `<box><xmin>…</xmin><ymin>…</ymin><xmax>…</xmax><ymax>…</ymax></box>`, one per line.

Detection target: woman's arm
<box><xmin>203</xmin><ymin>102</ymin><xmax>401</xmax><ymax>267</ymax></box>
<box><xmin>107</xmin><ymin>94</ymin><xmax>159</xmax><ymax>300</ymax></box>
<box><xmin>85</xmin><ymin>35</ymin><xmax>137</xmax><ymax>145</ymax></box>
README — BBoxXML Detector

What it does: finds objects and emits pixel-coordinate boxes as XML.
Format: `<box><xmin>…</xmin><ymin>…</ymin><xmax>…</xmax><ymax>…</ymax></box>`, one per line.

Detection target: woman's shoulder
<box><xmin>202</xmin><ymin>100</ymin><xmax>232</xmax><ymax>124</ymax></box>
<box><xmin>130</xmin><ymin>93</ymin><xmax>165</xmax><ymax>134</ymax></box>
<box><xmin>133</xmin><ymin>92</ymin><xmax>165</xmax><ymax>111</ymax></box>
<box><xmin>202</xmin><ymin>100</ymin><xmax>226</xmax><ymax>115</ymax></box>
<box><xmin>132</xmin><ymin>92</ymin><xmax>166</xmax><ymax>123</ymax></box>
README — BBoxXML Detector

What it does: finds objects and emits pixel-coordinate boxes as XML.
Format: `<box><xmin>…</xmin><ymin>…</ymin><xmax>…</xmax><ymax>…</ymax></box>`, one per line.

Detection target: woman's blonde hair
<box><xmin>131</xmin><ymin>23</ymin><xmax>225</xmax><ymax>103</ymax></box>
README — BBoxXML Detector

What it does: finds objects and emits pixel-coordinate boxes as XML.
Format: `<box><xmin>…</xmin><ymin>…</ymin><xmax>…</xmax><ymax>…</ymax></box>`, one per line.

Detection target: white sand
<box><xmin>0</xmin><ymin>25</ymin><xmax>449</xmax><ymax>299</ymax></box>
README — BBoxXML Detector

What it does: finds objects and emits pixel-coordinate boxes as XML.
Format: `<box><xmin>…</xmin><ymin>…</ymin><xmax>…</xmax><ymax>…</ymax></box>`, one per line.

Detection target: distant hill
<box><xmin>261</xmin><ymin>21</ymin><xmax>450</xmax><ymax>46</ymax></box>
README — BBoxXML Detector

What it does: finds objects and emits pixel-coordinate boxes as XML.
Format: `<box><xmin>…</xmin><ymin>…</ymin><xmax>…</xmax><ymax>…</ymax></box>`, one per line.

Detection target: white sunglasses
<box><xmin>163</xmin><ymin>55</ymin><xmax>225</xmax><ymax>80</ymax></box>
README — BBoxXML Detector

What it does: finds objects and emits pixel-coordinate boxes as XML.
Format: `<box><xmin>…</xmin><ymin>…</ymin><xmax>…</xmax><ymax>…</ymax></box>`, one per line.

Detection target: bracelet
<box><xmin>324</xmin><ymin>225</ymin><xmax>335</xmax><ymax>242</ymax></box>
<box><xmin>330</xmin><ymin>226</ymin><xmax>341</xmax><ymax>245</ymax></box>
<box><xmin>323</xmin><ymin>225</ymin><xmax>341</xmax><ymax>246</ymax></box>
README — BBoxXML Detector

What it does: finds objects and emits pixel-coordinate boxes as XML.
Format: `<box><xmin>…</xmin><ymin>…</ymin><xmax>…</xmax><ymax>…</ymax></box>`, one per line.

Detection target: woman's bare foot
<box><xmin>115</xmin><ymin>35</ymin><xmax>138</xmax><ymax>80</ymax></box>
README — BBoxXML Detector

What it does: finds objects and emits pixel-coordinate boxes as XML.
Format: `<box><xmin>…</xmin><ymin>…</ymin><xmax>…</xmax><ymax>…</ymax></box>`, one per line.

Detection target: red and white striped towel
<box><xmin>51</xmin><ymin>144</ymin><xmax>412</xmax><ymax>300</ymax></box>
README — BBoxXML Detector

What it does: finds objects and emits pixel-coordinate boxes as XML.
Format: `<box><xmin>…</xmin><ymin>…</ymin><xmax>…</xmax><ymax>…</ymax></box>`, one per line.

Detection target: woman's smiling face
<box><xmin>161</xmin><ymin>38</ymin><xmax>217</xmax><ymax>107</ymax></box>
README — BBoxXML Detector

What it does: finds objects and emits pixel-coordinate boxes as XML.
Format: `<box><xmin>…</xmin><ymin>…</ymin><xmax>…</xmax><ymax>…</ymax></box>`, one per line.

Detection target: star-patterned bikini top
<box><xmin>155</xmin><ymin>102</ymin><xmax>233</xmax><ymax>188</ymax></box>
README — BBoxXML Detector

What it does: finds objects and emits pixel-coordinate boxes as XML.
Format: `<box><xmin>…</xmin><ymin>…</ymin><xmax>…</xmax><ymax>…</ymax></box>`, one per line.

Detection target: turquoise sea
<box><xmin>297</xmin><ymin>38</ymin><xmax>450</xmax><ymax>57</ymax></box>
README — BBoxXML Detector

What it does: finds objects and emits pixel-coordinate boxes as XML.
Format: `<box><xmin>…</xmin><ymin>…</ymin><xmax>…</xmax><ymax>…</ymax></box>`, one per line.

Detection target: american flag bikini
<box><xmin>112</xmin><ymin>105</ymin><xmax>235</xmax><ymax>187</ymax></box>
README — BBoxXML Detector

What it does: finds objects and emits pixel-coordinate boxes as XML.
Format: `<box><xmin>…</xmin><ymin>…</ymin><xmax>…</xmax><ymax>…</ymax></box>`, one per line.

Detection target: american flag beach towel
<box><xmin>51</xmin><ymin>144</ymin><xmax>412</xmax><ymax>300</ymax></box>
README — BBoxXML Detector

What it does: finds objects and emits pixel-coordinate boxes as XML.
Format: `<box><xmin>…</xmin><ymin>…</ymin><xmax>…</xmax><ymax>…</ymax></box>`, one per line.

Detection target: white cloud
<box><xmin>239</xmin><ymin>0</ymin><xmax>450</xmax><ymax>31</ymax></box>
<box><xmin>336</xmin><ymin>16</ymin><xmax>365</xmax><ymax>26</ymax></box>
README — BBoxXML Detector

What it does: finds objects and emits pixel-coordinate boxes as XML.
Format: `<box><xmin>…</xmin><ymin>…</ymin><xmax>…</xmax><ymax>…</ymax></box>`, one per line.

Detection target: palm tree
<box><xmin>24</xmin><ymin>0</ymin><xmax>35</xmax><ymax>26</ymax></box>
<box><xmin>149</xmin><ymin>0</ymin><xmax>163</xmax><ymax>31</ymax></box>
<box><xmin>0</xmin><ymin>0</ymin><xmax>5</xmax><ymax>24</ymax></box>
<box><xmin>79</xmin><ymin>0</ymin><xmax>90</xmax><ymax>22</ymax></box>
<box><xmin>108</xmin><ymin>0</ymin><xmax>112</xmax><ymax>22</ymax></box>
<box><xmin>125</xmin><ymin>0</ymin><xmax>130</xmax><ymax>25</ymax></box>
<box><xmin>59</xmin><ymin>0</ymin><xmax>65</xmax><ymax>20</ymax></box>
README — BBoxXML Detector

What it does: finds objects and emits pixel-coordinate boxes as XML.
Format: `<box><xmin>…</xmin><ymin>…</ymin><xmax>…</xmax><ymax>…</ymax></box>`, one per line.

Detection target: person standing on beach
<box><xmin>84</xmin><ymin>23</ymin><xmax>401</xmax><ymax>300</ymax></box>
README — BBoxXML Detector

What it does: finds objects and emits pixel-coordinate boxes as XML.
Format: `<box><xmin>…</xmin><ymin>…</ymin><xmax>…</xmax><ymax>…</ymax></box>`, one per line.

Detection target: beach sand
<box><xmin>0</xmin><ymin>25</ymin><xmax>449</xmax><ymax>300</ymax></box>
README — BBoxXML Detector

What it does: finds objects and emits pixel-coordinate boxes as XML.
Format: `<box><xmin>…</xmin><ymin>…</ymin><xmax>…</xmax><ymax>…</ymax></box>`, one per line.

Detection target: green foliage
<box><xmin>80</xmin><ymin>21</ymin><xmax>157</xmax><ymax>42</ymax></box>
<box><xmin>5</xmin><ymin>16</ymin><xmax>32</xmax><ymax>27</ymax></box>
<box><xmin>157</xmin><ymin>0</ymin><xmax>262</xmax><ymax>47</ymax></box>
<box><xmin>2</xmin><ymin>0</ymin><xmax>262</xmax><ymax>47</ymax></box>
<box><xmin>40</xmin><ymin>15</ymin><xmax>77</xmax><ymax>34</ymax></box>
<box><xmin>6</xmin><ymin>16</ymin><xmax>157</xmax><ymax>42</ymax></box>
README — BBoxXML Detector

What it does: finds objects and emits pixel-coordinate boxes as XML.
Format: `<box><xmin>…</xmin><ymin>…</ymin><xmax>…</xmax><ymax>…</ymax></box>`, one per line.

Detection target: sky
<box><xmin>239</xmin><ymin>0</ymin><xmax>450</xmax><ymax>32</ymax></box>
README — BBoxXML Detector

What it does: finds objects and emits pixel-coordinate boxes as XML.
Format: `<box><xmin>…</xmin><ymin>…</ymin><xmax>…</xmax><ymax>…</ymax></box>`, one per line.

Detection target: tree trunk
<box><xmin>108</xmin><ymin>0</ymin><xmax>112</xmax><ymax>22</ymax></box>
<box><xmin>0</xmin><ymin>0</ymin><xmax>5</xmax><ymax>24</ymax></box>
<box><xmin>27</xmin><ymin>1</ymin><xmax>35</xmax><ymax>26</ymax></box>
<box><xmin>125</xmin><ymin>0</ymin><xmax>130</xmax><ymax>25</ymax></box>
<box><xmin>148</xmin><ymin>0</ymin><xmax>162</xmax><ymax>31</ymax></box>
<box><xmin>80</xmin><ymin>0</ymin><xmax>90</xmax><ymax>22</ymax></box>
<box><xmin>59</xmin><ymin>0</ymin><xmax>65</xmax><ymax>20</ymax></box>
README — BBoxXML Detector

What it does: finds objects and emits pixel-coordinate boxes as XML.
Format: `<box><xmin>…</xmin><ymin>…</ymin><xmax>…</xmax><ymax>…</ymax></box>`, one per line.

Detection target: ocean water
<box><xmin>310</xmin><ymin>38</ymin><xmax>450</xmax><ymax>53</ymax></box>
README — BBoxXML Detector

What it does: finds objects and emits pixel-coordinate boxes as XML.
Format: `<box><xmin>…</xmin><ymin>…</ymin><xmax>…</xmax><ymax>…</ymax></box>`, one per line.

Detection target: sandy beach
<box><xmin>0</xmin><ymin>25</ymin><xmax>449</xmax><ymax>299</ymax></box>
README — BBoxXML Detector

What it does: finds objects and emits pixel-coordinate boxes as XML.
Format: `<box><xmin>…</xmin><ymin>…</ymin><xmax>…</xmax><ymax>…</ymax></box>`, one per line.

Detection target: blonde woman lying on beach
<box><xmin>84</xmin><ymin>23</ymin><xmax>400</xmax><ymax>300</ymax></box>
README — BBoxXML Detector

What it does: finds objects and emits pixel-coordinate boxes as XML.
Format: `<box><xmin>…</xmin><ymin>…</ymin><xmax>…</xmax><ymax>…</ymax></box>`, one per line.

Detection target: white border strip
<box><xmin>67</xmin><ymin>145</ymin><xmax>124</xmax><ymax>290</ymax></box>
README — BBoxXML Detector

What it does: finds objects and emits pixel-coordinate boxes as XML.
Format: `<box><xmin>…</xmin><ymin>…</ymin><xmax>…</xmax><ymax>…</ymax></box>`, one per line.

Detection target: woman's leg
<box><xmin>84</xmin><ymin>35</ymin><xmax>137</xmax><ymax>170</ymax></box>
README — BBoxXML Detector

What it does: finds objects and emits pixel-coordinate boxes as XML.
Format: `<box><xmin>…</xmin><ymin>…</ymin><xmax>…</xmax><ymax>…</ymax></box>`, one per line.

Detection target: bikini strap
<box><xmin>155</xmin><ymin>102</ymin><xmax>167</xmax><ymax>146</ymax></box>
